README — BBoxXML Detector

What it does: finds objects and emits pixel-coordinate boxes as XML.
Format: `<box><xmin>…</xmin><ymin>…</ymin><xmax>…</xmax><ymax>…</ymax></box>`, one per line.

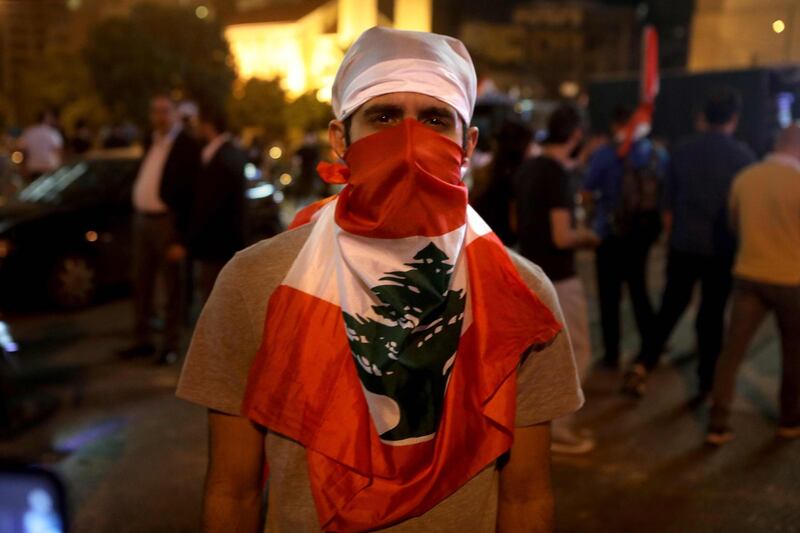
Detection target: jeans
<box><xmin>132</xmin><ymin>213</ymin><xmax>184</xmax><ymax>352</ymax></box>
<box><xmin>595</xmin><ymin>232</ymin><xmax>657</xmax><ymax>364</ymax></box>
<box><xmin>637</xmin><ymin>249</ymin><xmax>733</xmax><ymax>393</ymax></box>
<box><xmin>710</xmin><ymin>278</ymin><xmax>800</xmax><ymax>430</ymax></box>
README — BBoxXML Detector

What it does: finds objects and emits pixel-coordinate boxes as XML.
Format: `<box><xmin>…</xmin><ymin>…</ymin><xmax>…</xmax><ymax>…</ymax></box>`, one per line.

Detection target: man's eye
<box><xmin>425</xmin><ymin>117</ymin><xmax>447</xmax><ymax>127</ymax></box>
<box><xmin>374</xmin><ymin>114</ymin><xmax>393</xmax><ymax>123</ymax></box>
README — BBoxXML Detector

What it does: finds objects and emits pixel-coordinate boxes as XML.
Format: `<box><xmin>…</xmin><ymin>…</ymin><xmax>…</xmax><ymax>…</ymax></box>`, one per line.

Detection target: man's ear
<box><xmin>463</xmin><ymin>126</ymin><xmax>480</xmax><ymax>163</ymax></box>
<box><xmin>328</xmin><ymin>119</ymin><xmax>347</xmax><ymax>160</ymax></box>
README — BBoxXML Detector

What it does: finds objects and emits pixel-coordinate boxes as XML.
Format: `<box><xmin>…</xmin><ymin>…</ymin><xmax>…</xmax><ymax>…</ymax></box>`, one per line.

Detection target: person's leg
<box><xmin>771</xmin><ymin>284</ymin><xmax>800</xmax><ymax>432</ymax></box>
<box><xmin>160</xmin><ymin>217</ymin><xmax>185</xmax><ymax>357</ymax></box>
<box><xmin>131</xmin><ymin>215</ymin><xmax>158</xmax><ymax>350</ymax></box>
<box><xmin>551</xmin><ymin>276</ymin><xmax>595</xmax><ymax>454</ymax></box>
<box><xmin>637</xmin><ymin>250</ymin><xmax>698</xmax><ymax>371</ymax></box>
<box><xmin>554</xmin><ymin>277</ymin><xmax>592</xmax><ymax>383</ymax></box>
<box><xmin>595</xmin><ymin>237</ymin><xmax>623</xmax><ymax>367</ymax></box>
<box><xmin>696</xmin><ymin>256</ymin><xmax>734</xmax><ymax>395</ymax></box>
<box><xmin>709</xmin><ymin>280</ymin><xmax>769</xmax><ymax>439</ymax></box>
<box><xmin>623</xmin><ymin>235</ymin><xmax>656</xmax><ymax>351</ymax></box>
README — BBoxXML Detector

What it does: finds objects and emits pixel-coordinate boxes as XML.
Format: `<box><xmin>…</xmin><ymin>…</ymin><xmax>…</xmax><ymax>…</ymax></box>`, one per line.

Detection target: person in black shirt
<box><xmin>514</xmin><ymin>104</ymin><xmax>600</xmax><ymax>454</ymax></box>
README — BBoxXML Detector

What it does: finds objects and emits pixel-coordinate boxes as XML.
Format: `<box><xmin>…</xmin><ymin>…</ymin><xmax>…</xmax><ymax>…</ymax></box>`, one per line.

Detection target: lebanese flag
<box><xmin>243</xmin><ymin>197</ymin><xmax>561</xmax><ymax>532</ymax></box>
<box><xmin>618</xmin><ymin>25</ymin><xmax>660</xmax><ymax>157</ymax></box>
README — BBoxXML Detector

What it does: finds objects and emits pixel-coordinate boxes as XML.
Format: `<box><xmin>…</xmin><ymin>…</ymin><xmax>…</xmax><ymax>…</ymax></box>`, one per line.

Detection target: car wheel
<box><xmin>48</xmin><ymin>254</ymin><xmax>97</xmax><ymax>308</ymax></box>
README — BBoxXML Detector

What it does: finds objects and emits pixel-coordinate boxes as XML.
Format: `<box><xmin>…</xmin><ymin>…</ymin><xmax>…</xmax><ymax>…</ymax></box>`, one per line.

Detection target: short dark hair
<box><xmin>704</xmin><ymin>86</ymin><xmax>742</xmax><ymax>126</ymax></box>
<box><xmin>544</xmin><ymin>104</ymin><xmax>582</xmax><ymax>145</ymax></box>
<box><xmin>199</xmin><ymin>105</ymin><xmax>228</xmax><ymax>134</ymax></box>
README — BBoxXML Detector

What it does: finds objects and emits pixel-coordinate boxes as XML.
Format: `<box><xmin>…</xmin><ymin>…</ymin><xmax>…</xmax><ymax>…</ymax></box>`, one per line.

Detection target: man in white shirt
<box><xmin>18</xmin><ymin>111</ymin><xmax>63</xmax><ymax>179</ymax></box>
<box><xmin>118</xmin><ymin>94</ymin><xmax>201</xmax><ymax>365</ymax></box>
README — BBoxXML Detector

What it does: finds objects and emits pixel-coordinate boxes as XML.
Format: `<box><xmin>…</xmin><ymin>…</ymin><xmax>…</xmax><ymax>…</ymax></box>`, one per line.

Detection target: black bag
<box><xmin>610</xmin><ymin>147</ymin><xmax>662</xmax><ymax>238</ymax></box>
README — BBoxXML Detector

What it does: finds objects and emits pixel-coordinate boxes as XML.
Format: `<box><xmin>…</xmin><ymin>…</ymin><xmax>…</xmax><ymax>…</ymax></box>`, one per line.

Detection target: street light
<box><xmin>773</xmin><ymin>19</ymin><xmax>786</xmax><ymax>34</ymax></box>
<box><xmin>195</xmin><ymin>5</ymin><xmax>209</xmax><ymax>19</ymax></box>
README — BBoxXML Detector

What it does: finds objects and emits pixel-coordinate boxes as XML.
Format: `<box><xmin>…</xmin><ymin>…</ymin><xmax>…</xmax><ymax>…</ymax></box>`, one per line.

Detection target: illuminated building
<box><xmin>224</xmin><ymin>0</ymin><xmax>433</xmax><ymax>101</ymax></box>
<box><xmin>689</xmin><ymin>0</ymin><xmax>800</xmax><ymax>70</ymax></box>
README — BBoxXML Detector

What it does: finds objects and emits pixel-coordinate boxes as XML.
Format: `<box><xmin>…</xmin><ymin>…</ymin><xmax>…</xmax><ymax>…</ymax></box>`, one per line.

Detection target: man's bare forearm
<box><xmin>203</xmin><ymin>488</ymin><xmax>262</xmax><ymax>533</ymax></box>
<box><xmin>497</xmin><ymin>493</ymin><xmax>555</xmax><ymax>533</ymax></box>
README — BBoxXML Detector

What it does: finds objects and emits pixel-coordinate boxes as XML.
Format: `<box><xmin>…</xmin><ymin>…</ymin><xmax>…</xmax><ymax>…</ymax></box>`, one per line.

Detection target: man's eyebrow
<box><xmin>362</xmin><ymin>104</ymin><xmax>404</xmax><ymax>116</ymax></box>
<box><xmin>418</xmin><ymin>106</ymin><xmax>458</xmax><ymax>119</ymax></box>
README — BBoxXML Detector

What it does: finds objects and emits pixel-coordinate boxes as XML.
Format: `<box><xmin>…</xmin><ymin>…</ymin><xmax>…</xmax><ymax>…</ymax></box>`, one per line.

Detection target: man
<box><xmin>514</xmin><ymin>104</ymin><xmax>599</xmax><ymax>454</ymax></box>
<box><xmin>584</xmin><ymin>106</ymin><xmax>664</xmax><ymax>369</ymax></box>
<box><xmin>177</xmin><ymin>27</ymin><xmax>582</xmax><ymax>533</ymax></box>
<box><xmin>118</xmin><ymin>94</ymin><xmax>200</xmax><ymax>365</ymax></box>
<box><xmin>18</xmin><ymin>111</ymin><xmax>63</xmax><ymax>180</ymax></box>
<box><xmin>624</xmin><ymin>87</ymin><xmax>756</xmax><ymax>399</ymax></box>
<box><xmin>189</xmin><ymin>106</ymin><xmax>247</xmax><ymax>307</ymax></box>
<box><xmin>706</xmin><ymin>124</ymin><xmax>800</xmax><ymax>445</ymax></box>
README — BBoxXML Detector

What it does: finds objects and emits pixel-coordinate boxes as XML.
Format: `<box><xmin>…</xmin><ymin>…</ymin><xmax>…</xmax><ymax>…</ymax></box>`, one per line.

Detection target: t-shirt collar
<box><xmin>766</xmin><ymin>152</ymin><xmax>800</xmax><ymax>172</ymax></box>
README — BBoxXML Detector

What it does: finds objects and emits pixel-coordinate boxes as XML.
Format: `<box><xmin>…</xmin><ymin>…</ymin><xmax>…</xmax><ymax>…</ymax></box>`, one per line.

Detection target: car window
<box><xmin>15</xmin><ymin>159</ymin><xmax>139</xmax><ymax>205</ymax></box>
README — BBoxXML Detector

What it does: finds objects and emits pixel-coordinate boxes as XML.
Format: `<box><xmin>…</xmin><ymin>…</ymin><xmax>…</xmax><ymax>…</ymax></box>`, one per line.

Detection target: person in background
<box><xmin>18</xmin><ymin>110</ymin><xmax>63</xmax><ymax>180</ymax></box>
<box><xmin>584</xmin><ymin>106</ymin><xmax>664</xmax><ymax>370</ymax></box>
<box><xmin>117</xmin><ymin>94</ymin><xmax>201</xmax><ymax>366</ymax></box>
<box><xmin>625</xmin><ymin>87</ymin><xmax>756</xmax><ymax>399</ymax></box>
<box><xmin>514</xmin><ymin>104</ymin><xmax>599</xmax><ymax>454</ymax></box>
<box><xmin>188</xmin><ymin>106</ymin><xmax>247</xmax><ymax>308</ymax></box>
<box><xmin>70</xmin><ymin>118</ymin><xmax>93</xmax><ymax>155</ymax></box>
<box><xmin>292</xmin><ymin>131</ymin><xmax>323</xmax><ymax>200</ymax></box>
<box><xmin>706</xmin><ymin>124</ymin><xmax>800</xmax><ymax>445</ymax></box>
<box><xmin>472</xmin><ymin>119</ymin><xmax>534</xmax><ymax>246</ymax></box>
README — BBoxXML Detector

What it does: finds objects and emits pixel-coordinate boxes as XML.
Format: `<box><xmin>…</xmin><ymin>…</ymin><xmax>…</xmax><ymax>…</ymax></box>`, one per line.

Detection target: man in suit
<box><xmin>119</xmin><ymin>94</ymin><xmax>201</xmax><ymax>365</ymax></box>
<box><xmin>189</xmin><ymin>106</ymin><xmax>247</xmax><ymax>306</ymax></box>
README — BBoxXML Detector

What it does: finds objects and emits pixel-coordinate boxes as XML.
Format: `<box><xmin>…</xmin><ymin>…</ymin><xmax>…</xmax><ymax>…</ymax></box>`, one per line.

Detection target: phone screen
<box><xmin>0</xmin><ymin>467</ymin><xmax>66</xmax><ymax>533</ymax></box>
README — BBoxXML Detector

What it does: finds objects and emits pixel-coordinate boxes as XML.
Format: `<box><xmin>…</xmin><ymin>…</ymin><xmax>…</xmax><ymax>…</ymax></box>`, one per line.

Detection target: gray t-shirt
<box><xmin>177</xmin><ymin>224</ymin><xmax>583</xmax><ymax>533</ymax></box>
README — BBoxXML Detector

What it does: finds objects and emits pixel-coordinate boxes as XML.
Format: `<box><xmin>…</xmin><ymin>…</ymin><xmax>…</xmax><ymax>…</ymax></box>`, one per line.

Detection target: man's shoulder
<box><xmin>220</xmin><ymin>224</ymin><xmax>313</xmax><ymax>293</ymax></box>
<box><xmin>505</xmin><ymin>248</ymin><xmax>558</xmax><ymax>311</ymax></box>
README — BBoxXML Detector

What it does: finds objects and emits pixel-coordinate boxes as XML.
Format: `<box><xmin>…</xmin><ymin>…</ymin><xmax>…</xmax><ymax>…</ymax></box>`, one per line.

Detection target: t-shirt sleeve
<box><xmin>176</xmin><ymin>259</ymin><xmax>260</xmax><ymax>415</ymax></box>
<box><xmin>549</xmin><ymin>165</ymin><xmax>573</xmax><ymax>210</ymax></box>
<box><xmin>509</xmin><ymin>251</ymin><xmax>584</xmax><ymax>426</ymax></box>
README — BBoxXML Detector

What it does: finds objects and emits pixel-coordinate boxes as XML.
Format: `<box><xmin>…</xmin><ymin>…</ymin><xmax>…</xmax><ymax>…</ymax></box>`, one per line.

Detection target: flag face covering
<box><xmin>243</xmin><ymin>119</ymin><xmax>562</xmax><ymax>532</ymax></box>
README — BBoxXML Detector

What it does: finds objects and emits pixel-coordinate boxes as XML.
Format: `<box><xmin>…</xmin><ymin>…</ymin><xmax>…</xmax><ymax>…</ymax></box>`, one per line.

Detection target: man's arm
<box><xmin>497</xmin><ymin>422</ymin><xmax>554</xmax><ymax>533</ymax></box>
<box><xmin>203</xmin><ymin>410</ymin><xmax>265</xmax><ymax>533</ymax></box>
<box><xmin>550</xmin><ymin>208</ymin><xmax>599</xmax><ymax>250</ymax></box>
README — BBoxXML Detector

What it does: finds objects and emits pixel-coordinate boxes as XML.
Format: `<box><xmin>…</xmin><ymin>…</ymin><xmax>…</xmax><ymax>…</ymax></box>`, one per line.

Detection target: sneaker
<box><xmin>705</xmin><ymin>427</ymin><xmax>734</xmax><ymax>446</ymax></box>
<box><xmin>621</xmin><ymin>364</ymin><xmax>648</xmax><ymax>398</ymax></box>
<box><xmin>777</xmin><ymin>426</ymin><xmax>800</xmax><ymax>439</ymax></box>
<box><xmin>551</xmin><ymin>427</ymin><xmax>596</xmax><ymax>455</ymax></box>
<box><xmin>116</xmin><ymin>343</ymin><xmax>156</xmax><ymax>359</ymax></box>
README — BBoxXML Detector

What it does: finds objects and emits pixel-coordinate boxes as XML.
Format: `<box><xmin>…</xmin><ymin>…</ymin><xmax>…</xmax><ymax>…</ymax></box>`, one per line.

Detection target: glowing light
<box><xmin>279</xmin><ymin>173</ymin><xmax>293</xmax><ymax>186</ymax></box>
<box><xmin>773</xmin><ymin>19</ymin><xmax>786</xmax><ymax>34</ymax></box>
<box><xmin>244</xmin><ymin>163</ymin><xmax>260</xmax><ymax>180</ymax></box>
<box><xmin>246</xmin><ymin>183</ymin><xmax>275</xmax><ymax>199</ymax></box>
<box><xmin>560</xmin><ymin>80</ymin><xmax>580</xmax><ymax>99</ymax></box>
<box><xmin>394</xmin><ymin>0</ymin><xmax>432</xmax><ymax>32</ymax></box>
<box><xmin>195</xmin><ymin>5</ymin><xmax>209</xmax><ymax>19</ymax></box>
<box><xmin>85</xmin><ymin>231</ymin><xmax>98</xmax><ymax>243</ymax></box>
<box><xmin>0</xmin><ymin>239</ymin><xmax>11</xmax><ymax>258</ymax></box>
<box><xmin>10</xmin><ymin>151</ymin><xmax>23</xmax><ymax>164</ymax></box>
<box><xmin>269</xmin><ymin>146</ymin><xmax>282</xmax><ymax>160</ymax></box>
<box><xmin>316</xmin><ymin>86</ymin><xmax>332</xmax><ymax>103</ymax></box>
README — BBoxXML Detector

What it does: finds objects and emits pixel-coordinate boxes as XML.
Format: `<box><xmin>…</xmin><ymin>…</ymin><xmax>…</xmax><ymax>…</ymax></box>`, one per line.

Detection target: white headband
<box><xmin>332</xmin><ymin>27</ymin><xmax>477</xmax><ymax>125</ymax></box>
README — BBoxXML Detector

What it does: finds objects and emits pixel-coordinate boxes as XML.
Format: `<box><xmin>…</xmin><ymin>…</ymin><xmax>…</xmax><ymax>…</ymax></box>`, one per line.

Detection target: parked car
<box><xmin>0</xmin><ymin>150</ymin><xmax>284</xmax><ymax>309</ymax></box>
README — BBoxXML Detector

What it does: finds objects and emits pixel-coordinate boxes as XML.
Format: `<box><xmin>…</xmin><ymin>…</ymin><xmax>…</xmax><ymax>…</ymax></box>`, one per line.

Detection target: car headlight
<box><xmin>0</xmin><ymin>239</ymin><xmax>12</xmax><ymax>258</ymax></box>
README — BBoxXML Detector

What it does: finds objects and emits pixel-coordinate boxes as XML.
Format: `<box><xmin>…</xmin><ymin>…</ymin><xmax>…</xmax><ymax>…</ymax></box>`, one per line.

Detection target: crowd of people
<box><xmin>473</xmin><ymin>86</ymin><xmax>800</xmax><ymax>452</ymax></box>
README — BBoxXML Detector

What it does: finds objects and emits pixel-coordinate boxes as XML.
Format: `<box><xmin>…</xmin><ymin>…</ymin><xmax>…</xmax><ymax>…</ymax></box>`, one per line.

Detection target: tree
<box><xmin>84</xmin><ymin>2</ymin><xmax>236</xmax><ymax>127</ymax></box>
<box><xmin>343</xmin><ymin>242</ymin><xmax>466</xmax><ymax>442</ymax></box>
<box><xmin>227</xmin><ymin>78</ymin><xmax>287</xmax><ymax>143</ymax></box>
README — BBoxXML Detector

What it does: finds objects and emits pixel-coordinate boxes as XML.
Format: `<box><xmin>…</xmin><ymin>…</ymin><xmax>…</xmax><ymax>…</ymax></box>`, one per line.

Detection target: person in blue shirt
<box><xmin>584</xmin><ymin>107</ymin><xmax>665</xmax><ymax>369</ymax></box>
<box><xmin>623</xmin><ymin>87</ymin><xmax>756</xmax><ymax>400</ymax></box>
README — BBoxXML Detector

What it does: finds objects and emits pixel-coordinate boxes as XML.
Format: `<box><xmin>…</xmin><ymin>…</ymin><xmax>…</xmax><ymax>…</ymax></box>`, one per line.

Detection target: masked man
<box><xmin>177</xmin><ymin>27</ymin><xmax>583</xmax><ymax>533</ymax></box>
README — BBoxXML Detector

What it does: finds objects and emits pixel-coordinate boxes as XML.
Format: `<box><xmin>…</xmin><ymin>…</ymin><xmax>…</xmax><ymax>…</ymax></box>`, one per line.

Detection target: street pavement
<box><xmin>1</xmin><ymin>247</ymin><xmax>798</xmax><ymax>532</ymax></box>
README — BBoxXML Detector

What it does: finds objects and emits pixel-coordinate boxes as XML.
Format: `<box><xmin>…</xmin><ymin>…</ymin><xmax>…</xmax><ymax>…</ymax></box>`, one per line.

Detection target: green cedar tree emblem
<box><xmin>343</xmin><ymin>242</ymin><xmax>466</xmax><ymax>442</ymax></box>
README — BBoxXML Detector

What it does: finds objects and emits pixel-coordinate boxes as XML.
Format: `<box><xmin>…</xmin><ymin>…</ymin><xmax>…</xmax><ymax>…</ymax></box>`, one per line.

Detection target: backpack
<box><xmin>610</xmin><ymin>147</ymin><xmax>662</xmax><ymax>237</ymax></box>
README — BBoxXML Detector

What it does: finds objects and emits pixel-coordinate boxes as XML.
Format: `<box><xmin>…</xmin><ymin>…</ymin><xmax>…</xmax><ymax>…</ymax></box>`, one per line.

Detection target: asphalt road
<box><xmin>0</xmin><ymin>247</ymin><xmax>797</xmax><ymax>532</ymax></box>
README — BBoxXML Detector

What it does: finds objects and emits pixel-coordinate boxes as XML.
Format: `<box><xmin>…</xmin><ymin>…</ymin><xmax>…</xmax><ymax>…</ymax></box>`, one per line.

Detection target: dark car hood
<box><xmin>0</xmin><ymin>202</ymin><xmax>78</xmax><ymax>235</ymax></box>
